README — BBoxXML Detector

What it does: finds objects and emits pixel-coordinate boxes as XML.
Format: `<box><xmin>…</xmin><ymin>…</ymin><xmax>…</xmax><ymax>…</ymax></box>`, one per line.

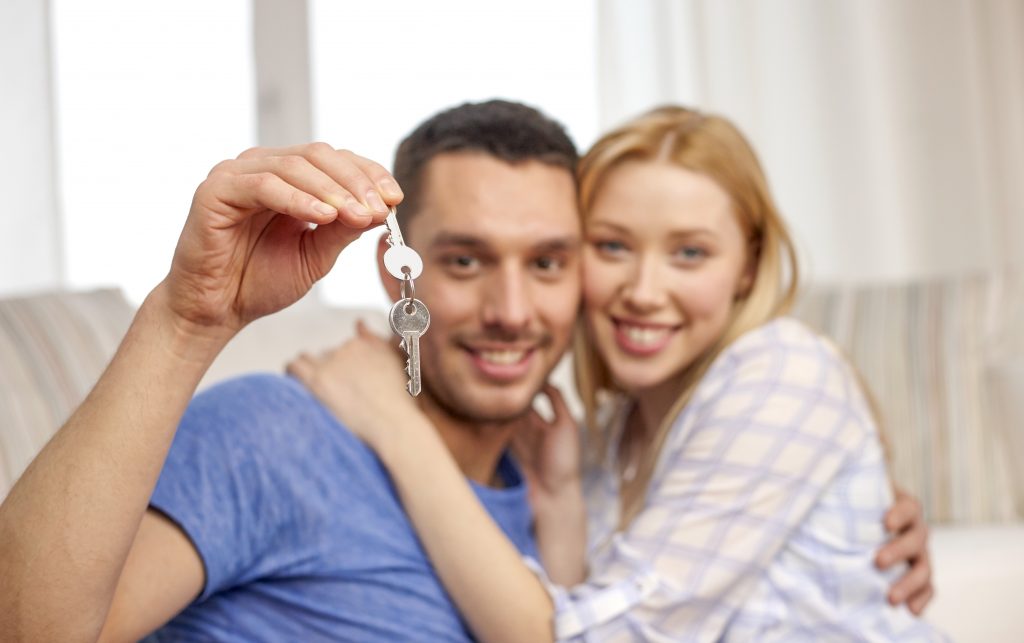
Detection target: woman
<box><xmin>290</xmin><ymin>106</ymin><xmax>944</xmax><ymax>641</ymax></box>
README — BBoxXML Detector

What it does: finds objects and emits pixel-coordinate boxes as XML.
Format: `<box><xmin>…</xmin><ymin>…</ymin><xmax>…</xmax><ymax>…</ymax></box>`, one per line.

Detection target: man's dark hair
<box><xmin>392</xmin><ymin>99</ymin><xmax>578</xmax><ymax>224</ymax></box>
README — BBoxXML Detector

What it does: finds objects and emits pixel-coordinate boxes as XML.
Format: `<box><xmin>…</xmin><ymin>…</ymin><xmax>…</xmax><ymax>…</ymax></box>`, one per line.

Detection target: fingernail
<box><xmin>314</xmin><ymin>201</ymin><xmax>337</xmax><ymax>216</ymax></box>
<box><xmin>379</xmin><ymin>178</ymin><xmax>403</xmax><ymax>199</ymax></box>
<box><xmin>323</xmin><ymin>194</ymin><xmax>347</xmax><ymax>209</ymax></box>
<box><xmin>365</xmin><ymin>190</ymin><xmax>388</xmax><ymax>213</ymax></box>
<box><xmin>347</xmin><ymin>199</ymin><xmax>371</xmax><ymax>218</ymax></box>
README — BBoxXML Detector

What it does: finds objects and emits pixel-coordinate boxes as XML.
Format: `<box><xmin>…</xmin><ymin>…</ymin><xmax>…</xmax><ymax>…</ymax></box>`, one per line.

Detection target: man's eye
<box><xmin>534</xmin><ymin>256</ymin><xmax>564</xmax><ymax>273</ymax></box>
<box><xmin>442</xmin><ymin>255</ymin><xmax>480</xmax><ymax>274</ymax></box>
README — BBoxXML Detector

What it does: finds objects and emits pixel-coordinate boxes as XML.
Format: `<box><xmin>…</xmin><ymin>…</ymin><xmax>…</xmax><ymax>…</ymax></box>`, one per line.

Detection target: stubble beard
<box><xmin>418</xmin><ymin>372</ymin><xmax>537</xmax><ymax>427</ymax></box>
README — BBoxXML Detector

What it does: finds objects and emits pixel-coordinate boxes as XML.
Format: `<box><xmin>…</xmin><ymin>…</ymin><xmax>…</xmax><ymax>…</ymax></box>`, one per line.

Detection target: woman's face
<box><xmin>582</xmin><ymin>160</ymin><xmax>752</xmax><ymax>394</ymax></box>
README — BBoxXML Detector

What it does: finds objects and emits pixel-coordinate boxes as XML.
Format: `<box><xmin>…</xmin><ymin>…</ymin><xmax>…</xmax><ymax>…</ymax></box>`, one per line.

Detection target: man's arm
<box><xmin>0</xmin><ymin>144</ymin><xmax>401</xmax><ymax>641</ymax></box>
<box><xmin>97</xmin><ymin>510</ymin><xmax>206</xmax><ymax>642</ymax></box>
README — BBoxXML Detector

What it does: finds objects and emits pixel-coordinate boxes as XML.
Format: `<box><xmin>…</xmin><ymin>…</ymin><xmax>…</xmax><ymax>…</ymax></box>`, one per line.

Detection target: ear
<box><xmin>376</xmin><ymin>233</ymin><xmax>402</xmax><ymax>302</ymax></box>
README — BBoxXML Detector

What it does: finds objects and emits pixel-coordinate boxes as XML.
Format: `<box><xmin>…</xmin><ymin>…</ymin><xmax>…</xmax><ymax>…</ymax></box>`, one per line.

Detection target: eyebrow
<box><xmin>429</xmin><ymin>232</ymin><xmax>581</xmax><ymax>253</ymax></box>
<box><xmin>428</xmin><ymin>233</ymin><xmax>488</xmax><ymax>250</ymax></box>
<box><xmin>587</xmin><ymin>220</ymin><xmax>717</xmax><ymax>238</ymax></box>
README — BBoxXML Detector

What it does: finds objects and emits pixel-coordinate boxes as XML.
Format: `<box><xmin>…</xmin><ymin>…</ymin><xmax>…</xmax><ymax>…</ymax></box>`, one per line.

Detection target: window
<box><xmin>310</xmin><ymin>0</ymin><xmax>598</xmax><ymax>308</ymax></box>
<box><xmin>53</xmin><ymin>0</ymin><xmax>255</xmax><ymax>303</ymax></box>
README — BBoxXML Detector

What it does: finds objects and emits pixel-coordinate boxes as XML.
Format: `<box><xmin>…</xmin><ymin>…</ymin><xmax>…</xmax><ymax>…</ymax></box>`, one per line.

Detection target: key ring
<box><xmin>400</xmin><ymin>270</ymin><xmax>416</xmax><ymax>312</ymax></box>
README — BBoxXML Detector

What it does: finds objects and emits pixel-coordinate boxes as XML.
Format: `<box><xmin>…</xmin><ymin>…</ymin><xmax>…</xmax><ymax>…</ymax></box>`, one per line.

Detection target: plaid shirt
<box><xmin>534</xmin><ymin>318</ymin><xmax>947</xmax><ymax>642</ymax></box>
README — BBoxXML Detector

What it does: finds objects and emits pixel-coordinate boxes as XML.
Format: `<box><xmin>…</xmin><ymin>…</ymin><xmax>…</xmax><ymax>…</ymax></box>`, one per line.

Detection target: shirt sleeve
<box><xmin>543</xmin><ymin>326</ymin><xmax>876</xmax><ymax>641</ymax></box>
<box><xmin>149</xmin><ymin>374</ymin><xmax>316</xmax><ymax>601</ymax></box>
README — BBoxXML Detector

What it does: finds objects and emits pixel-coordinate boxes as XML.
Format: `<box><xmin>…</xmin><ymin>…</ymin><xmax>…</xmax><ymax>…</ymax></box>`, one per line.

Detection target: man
<box><xmin>0</xmin><ymin>101</ymin><xmax>931</xmax><ymax>641</ymax></box>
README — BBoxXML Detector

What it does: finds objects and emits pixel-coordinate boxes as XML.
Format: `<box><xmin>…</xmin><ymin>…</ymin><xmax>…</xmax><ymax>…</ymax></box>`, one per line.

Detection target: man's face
<box><xmin>389</xmin><ymin>152</ymin><xmax>581</xmax><ymax>423</ymax></box>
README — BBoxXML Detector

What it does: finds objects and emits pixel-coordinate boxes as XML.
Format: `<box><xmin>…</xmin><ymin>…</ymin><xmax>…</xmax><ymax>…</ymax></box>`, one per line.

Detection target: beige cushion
<box><xmin>0</xmin><ymin>287</ymin><xmax>385</xmax><ymax>500</ymax></box>
<box><xmin>200</xmin><ymin>298</ymin><xmax>388</xmax><ymax>390</ymax></box>
<box><xmin>793</xmin><ymin>271</ymin><xmax>1022</xmax><ymax>523</ymax></box>
<box><xmin>0</xmin><ymin>288</ymin><xmax>134</xmax><ymax>498</ymax></box>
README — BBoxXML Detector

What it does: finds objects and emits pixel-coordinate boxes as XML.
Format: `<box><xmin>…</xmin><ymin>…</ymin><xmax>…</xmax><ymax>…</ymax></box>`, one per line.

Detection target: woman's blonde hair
<box><xmin>574</xmin><ymin>106</ymin><xmax>801</xmax><ymax>525</ymax></box>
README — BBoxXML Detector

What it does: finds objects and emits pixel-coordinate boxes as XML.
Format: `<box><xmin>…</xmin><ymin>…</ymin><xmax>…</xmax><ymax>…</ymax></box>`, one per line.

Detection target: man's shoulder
<box><xmin>188</xmin><ymin>373</ymin><xmax>322</xmax><ymax>425</ymax></box>
<box><xmin>178</xmin><ymin>373</ymin><xmax>356</xmax><ymax>458</ymax></box>
<box><xmin>192</xmin><ymin>372</ymin><xmax>312</xmax><ymax>412</ymax></box>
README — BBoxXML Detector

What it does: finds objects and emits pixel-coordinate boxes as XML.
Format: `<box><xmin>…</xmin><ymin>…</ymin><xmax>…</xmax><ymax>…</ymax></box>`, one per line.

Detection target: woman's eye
<box><xmin>675</xmin><ymin>246</ymin><xmax>707</xmax><ymax>262</ymax></box>
<box><xmin>595</xmin><ymin>240</ymin><xmax>627</xmax><ymax>254</ymax></box>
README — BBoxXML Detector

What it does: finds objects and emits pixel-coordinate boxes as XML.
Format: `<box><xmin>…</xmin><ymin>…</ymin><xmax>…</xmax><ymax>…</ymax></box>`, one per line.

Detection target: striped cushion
<box><xmin>793</xmin><ymin>271</ymin><xmax>1022</xmax><ymax>524</ymax></box>
<box><xmin>0</xmin><ymin>289</ymin><xmax>134</xmax><ymax>499</ymax></box>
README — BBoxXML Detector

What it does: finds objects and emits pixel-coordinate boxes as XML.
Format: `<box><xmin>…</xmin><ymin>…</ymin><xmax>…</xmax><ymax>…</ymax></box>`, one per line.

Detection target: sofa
<box><xmin>1</xmin><ymin>275</ymin><xmax>1022</xmax><ymax>640</ymax></box>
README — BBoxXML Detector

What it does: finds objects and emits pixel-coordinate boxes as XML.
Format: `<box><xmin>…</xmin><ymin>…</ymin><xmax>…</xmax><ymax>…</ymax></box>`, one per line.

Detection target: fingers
<box><xmin>343</xmin><ymin>150</ymin><xmax>404</xmax><ymax>203</ymax></box>
<box><xmin>226</xmin><ymin>155</ymin><xmax>376</xmax><ymax>224</ymax></box>
<box><xmin>199</xmin><ymin>171</ymin><xmax>344</xmax><ymax>227</ymax></box>
<box><xmin>541</xmin><ymin>383</ymin><xmax>573</xmax><ymax>423</ymax></box>
<box><xmin>884</xmin><ymin>490</ymin><xmax>922</xmax><ymax>534</ymax></box>
<box><xmin>878</xmin><ymin>494</ymin><xmax>933</xmax><ymax>610</ymax></box>
<box><xmin>286</xmin><ymin>352</ymin><xmax>317</xmax><ymax>384</ymax></box>
<box><xmin>355</xmin><ymin>318</ymin><xmax>387</xmax><ymax>343</ymax></box>
<box><xmin>876</xmin><ymin>518</ymin><xmax>927</xmax><ymax>569</ymax></box>
<box><xmin>355</xmin><ymin>318</ymin><xmax>372</xmax><ymax>339</ymax></box>
<box><xmin>907</xmin><ymin>583</ymin><xmax>934</xmax><ymax>615</ymax></box>
<box><xmin>887</xmin><ymin>552</ymin><xmax>932</xmax><ymax>607</ymax></box>
<box><xmin>233</xmin><ymin>143</ymin><xmax>402</xmax><ymax>217</ymax></box>
<box><xmin>303</xmin><ymin>219</ymin><xmax>369</xmax><ymax>282</ymax></box>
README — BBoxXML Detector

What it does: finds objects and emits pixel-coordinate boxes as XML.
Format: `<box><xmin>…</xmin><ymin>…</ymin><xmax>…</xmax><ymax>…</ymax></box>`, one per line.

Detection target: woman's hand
<box><xmin>512</xmin><ymin>384</ymin><xmax>587</xmax><ymax>585</ymax></box>
<box><xmin>286</xmin><ymin>320</ymin><xmax>424</xmax><ymax>452</ymax></box>
<box><xmin>512</xmin><ymin>384</ymin><xmax>583</xmax><ymax>508</ymax></box>
<box><xmin>877</xmin><ymin>487</ymin><xmax>934</xmax><ymax>614</ymax></box>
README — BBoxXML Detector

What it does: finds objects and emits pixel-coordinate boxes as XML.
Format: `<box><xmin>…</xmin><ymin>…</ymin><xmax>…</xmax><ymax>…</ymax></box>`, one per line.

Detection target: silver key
<box><xmin>384</xmin><ymin>207</ymin><xmax>406</xmax><ymax>246</ymax></box>
<box><xmin>383</xmin><ymin>207</ymin><xmax>423</xmax><ymax>280</ymax></box>
<box><xmin>389</xmin><ymin>297</ymin><xmax>430</xmax><ymax>396</ymax></box>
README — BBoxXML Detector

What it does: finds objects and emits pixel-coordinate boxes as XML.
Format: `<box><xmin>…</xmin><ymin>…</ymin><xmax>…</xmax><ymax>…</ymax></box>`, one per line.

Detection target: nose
<box><xmin>481</xmin><ymin>263</ymin><xmax>533</xmax><ymax>334</ymax></box>
<box><xmin>622</xmin><ymin>254</ymin><xmax>667</xmax><ymax>312</ymax></box>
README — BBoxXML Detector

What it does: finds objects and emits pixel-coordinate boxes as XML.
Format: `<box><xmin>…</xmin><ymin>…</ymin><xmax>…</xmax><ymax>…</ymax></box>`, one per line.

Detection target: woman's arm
<box><xmin>511</xmin><ymin>385</ymin><xmax>588</xmax><ymax>586</ymax></box>
<box><xmin>289</xmin><ymin>325</ymin><xmax>559</xmax><ymax>643</ymax></box>
<box><xmin>291</xmin><ymin>325</ymin><xmax>934</xmax><ymax>642</ymax></box>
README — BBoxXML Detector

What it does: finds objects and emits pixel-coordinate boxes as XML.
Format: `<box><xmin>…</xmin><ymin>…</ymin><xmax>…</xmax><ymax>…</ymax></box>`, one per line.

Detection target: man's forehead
<box><xmin>408</xmin><ymin>152</ymin><xmax>581</xmax><ymax>248</ymax></box>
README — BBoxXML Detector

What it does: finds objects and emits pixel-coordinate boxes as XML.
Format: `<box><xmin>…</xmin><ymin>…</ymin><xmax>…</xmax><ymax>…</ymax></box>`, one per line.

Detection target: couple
<box><xmin>0</xmin><ymin>100</ymin><xmax>941</xmax><ymax>641</ymax></box>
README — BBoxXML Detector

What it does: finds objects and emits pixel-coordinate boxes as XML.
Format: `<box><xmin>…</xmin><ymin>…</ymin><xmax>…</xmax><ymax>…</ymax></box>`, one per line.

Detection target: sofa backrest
<box><xmin>0</xmin><ymin>289</ymin><xmax>134</xmax><ymax>492</ymax></box>
<box><xmin>2</xmin><ymin>275</ymin><xmax>1021</xmax><ymax>523</ymax></box>
<box><xmin>794</xmin><ymin>271</ymin><xmax>1023</xmax><ymax>523</ymax></box>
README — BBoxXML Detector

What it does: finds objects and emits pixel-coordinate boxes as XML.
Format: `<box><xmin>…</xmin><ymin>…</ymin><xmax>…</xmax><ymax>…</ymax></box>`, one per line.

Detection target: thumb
<box><xmin>305</xmin><ymin>219</ymin><xmax>379</xmax><ymax>282</ymax></box>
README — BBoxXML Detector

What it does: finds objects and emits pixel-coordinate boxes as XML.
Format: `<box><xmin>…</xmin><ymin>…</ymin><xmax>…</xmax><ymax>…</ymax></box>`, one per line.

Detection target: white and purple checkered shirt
<box><xmin>534</xmin><ymin>318</ymin><xmax>947</xmax><ymax>642</ymax></box>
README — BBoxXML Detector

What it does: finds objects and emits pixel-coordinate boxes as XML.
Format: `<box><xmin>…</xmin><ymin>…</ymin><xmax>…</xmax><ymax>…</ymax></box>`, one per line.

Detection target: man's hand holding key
<box><xmin>0</xmin><ymin>143</ymin><xmax>406</xmax><ymax>642</ymax></box>
<box><xmin>161</xmin><ymin>143</ymin><xmax>402</xmax><ymax>347</ymax></box>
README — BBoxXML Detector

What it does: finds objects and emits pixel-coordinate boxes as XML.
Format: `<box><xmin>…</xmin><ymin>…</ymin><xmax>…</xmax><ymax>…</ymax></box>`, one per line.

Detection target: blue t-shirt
<box><xmin>146</xmin><ymin>374</ymin><xmax>537</xmax><ymax>642</ymax></box>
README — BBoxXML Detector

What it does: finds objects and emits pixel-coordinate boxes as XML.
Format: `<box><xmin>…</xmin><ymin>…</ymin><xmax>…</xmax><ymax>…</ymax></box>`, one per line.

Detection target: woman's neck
<box><xmin>632</xmin><ymin>369</ymin><xmax>688</xmax><ymax>437</ymax></box>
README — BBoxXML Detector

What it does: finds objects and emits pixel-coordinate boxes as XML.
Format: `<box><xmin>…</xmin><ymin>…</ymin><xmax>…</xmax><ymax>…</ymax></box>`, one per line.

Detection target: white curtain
<box><xmin>596</xmin><ymin>0</ymin><xmax>1024</xmax><ymax>285</ymax></box>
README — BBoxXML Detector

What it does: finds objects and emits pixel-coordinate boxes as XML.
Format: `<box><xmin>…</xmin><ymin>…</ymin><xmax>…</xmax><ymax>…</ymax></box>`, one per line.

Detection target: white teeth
<box><xmin>479</xmin><ymin>350</ymin><xmax>526</xmax><ymax>365</ymax></box>
<box><xmin>621</xmin><ymin>325</ymin><xmax>670</xmax><ymax>346</ymax></box>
